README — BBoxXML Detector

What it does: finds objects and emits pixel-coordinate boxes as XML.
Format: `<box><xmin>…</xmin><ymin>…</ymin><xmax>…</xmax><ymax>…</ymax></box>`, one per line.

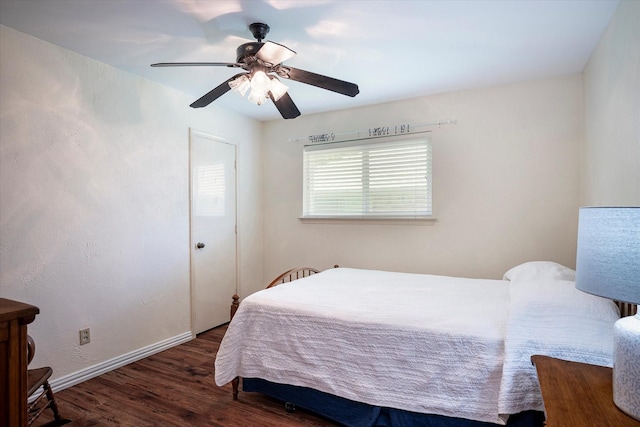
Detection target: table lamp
<box><xmin>575</xmin><ymin>206</ymin><xmax>640</xmax><ymax>420</ymax></box>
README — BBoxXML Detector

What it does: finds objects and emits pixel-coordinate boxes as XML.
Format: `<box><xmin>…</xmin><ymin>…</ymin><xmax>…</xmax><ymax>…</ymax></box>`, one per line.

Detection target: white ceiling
<box><xmin>0</xmin><ymin>0</ymin><xmax>619</xmax><ymax>121</ymax></box>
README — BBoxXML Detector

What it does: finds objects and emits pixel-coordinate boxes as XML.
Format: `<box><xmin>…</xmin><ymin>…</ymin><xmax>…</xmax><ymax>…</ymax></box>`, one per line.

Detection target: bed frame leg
<box><xmin>232</xmin><ymin>376</ymin><xmax>239</xmax><ymax>400</ymax></box>
<box><xmin>230</xmin><ymin>294</ymin><xmax>240</xmax><ymax>321</ymax></box>
<box><xmin>229</xmin><ymin>294</ymin><xmax>241</xmax><ymax>401</ymax></box>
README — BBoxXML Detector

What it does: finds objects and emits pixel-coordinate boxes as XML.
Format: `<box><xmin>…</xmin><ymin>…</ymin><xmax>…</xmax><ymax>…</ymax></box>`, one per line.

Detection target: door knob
<box><xmin>196</xmin><ymin>242</ymin><xmax>205</xmax><ymax>249</ymax></box>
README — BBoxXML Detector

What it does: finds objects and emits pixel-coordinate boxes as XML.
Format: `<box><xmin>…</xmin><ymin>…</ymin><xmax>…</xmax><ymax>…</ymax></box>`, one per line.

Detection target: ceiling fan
<box><xmin>151</xmin><ymin>23</ymin><xmax>359</xmax><ymax>119</ymax></box>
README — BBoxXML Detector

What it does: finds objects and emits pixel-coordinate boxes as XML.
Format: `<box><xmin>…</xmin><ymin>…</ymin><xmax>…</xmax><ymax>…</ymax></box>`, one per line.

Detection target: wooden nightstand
<box><xmin>531</xmin><ymin>355</ymin><xmax>640</xmax><ymax>427</ymax></box>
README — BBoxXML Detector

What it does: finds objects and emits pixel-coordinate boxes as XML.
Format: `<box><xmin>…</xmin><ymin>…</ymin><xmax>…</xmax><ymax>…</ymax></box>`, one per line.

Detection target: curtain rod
<box><xmin>288</xmin><ymin>118</ymin><xmax>457</xmax><ymax>145</ymax></box>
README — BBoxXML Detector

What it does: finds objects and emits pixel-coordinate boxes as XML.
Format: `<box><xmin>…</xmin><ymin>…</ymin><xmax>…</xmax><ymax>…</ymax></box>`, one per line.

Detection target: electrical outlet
<box><xmin>79</xmin><ymin>328</ymin><xmax>90</xmax><ymax>345</ymax></box>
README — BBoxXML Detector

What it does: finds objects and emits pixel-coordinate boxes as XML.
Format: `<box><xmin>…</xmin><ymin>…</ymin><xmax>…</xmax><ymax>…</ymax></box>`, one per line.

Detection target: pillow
<box><xmin>503</xmin><ymin>261</ymin><xmax>576</xmax><ymax>282</ymax></box>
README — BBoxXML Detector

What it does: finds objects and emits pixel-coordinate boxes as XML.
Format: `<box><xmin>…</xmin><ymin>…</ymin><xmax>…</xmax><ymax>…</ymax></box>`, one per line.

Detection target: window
<box><xmin>194</xmin><ymin>164</ymin><xmax>226</xmax><ymax>216</ymax></box>
<box><xmin>303</xmin><ymin>136</ymin><xmax>432</xmax><ymax>219</ymax></box>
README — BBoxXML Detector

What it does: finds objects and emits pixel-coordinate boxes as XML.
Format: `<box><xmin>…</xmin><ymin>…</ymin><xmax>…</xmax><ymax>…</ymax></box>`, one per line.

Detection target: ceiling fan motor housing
<box><xmin>236</xmin><ymin>42</ymin><xmax>264</xmax><ymax>64</ymax></box>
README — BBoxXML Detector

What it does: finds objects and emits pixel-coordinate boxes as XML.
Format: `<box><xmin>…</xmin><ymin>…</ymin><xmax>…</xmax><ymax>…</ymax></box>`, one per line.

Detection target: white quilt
<box><xmin>215</xmin><ymin>265</ymin><xmax>619</xmax><ymax>425</ymax></box>
<box><xmin>215</xmin><ymin>268</ymin><xmax>511</xmax><ymax>424</ymax></box>
<box><xmin>497</xmin><ymin>277</ymin><xmax>619</xmax><ymax>415</ymax></box>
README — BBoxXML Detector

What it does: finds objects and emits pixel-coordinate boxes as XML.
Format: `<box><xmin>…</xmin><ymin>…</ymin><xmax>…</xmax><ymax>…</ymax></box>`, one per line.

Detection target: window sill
<box><xmin>298</xmin><ymin>216</ymin><xmax>437</xmax><ymax>225</ymax></box>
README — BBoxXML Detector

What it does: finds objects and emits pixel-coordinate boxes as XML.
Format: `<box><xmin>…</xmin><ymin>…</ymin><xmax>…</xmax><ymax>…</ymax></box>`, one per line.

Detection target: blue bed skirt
<box><xmin>243</xmin><ymin>378</ymin><xmax>544</xmax><ymax>427</ymax></box>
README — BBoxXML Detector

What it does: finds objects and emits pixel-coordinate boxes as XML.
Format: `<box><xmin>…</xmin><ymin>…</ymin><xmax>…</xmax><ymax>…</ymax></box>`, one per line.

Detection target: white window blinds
<box><xmin>303</xmin><ymin>137</ymin><xmax>432</xmax><ymax>218</ymax></box>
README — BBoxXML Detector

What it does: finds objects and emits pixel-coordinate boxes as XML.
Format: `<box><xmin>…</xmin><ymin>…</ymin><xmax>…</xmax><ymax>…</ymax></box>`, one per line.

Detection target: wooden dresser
<box><xmin>0</xmin><ymin>298</ymin><xmax>40</xmax><ymax>427</ymax></box>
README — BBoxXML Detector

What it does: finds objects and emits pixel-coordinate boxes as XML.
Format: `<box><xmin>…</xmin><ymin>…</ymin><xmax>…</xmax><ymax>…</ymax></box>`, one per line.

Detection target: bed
<box><xmin>214</xmin><ymin>262</ymin><xmax>628</xmax><ymax>426</ymax></box>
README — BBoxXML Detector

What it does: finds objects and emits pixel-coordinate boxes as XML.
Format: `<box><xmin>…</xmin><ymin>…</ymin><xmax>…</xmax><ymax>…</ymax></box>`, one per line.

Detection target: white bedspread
<box><xmin>215</xmin><ymin>268</ymin><xmax>511</xmax><ymax>424</ymax></box>
<box><xmin>497</xmin><ymin>278</ymin><xmax>619</xmax><ymax>415</ymax></box>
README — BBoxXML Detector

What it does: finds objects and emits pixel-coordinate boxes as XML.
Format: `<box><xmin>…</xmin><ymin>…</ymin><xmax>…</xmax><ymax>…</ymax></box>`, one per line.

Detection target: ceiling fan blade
<box><xmin>151</xmin><ymin>62</ymin><xmax>241</xmax><ymax>68</ymax></box>
<box><xmin>190</xmin><ymin>73</ymin><xmax>246</xmax><ymax>108</ymax></box>
<box><xmin>281</xmin><ymin>67</ymin><xmax>359</xmax><ymax>97</ymax></box>
<box><xmin>255</xmin><ymin>41</ymin><xmax>296</xmax><ymax>65</ymax></box>
<box><xmin>270</xmin><ymin>92</ymin><xmax>301</xmax><ymax>119</ymax></box>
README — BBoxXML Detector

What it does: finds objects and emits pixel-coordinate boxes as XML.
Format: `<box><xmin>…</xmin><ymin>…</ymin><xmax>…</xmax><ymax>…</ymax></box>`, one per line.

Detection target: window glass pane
<box><xmin>195</xmin><ymin>164</ymin><xmax>226</xmax><ymax>216</ymax></box>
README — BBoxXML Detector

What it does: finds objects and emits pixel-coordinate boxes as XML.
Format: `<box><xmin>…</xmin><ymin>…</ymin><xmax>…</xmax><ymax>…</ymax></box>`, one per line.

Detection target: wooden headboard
<box><xmin>230</xmin><ymin>267</ymin><xmax>322</xmax><ymax>321</ymax></box>
<box><xmin>266</xmin><ymin>267</ymin><xmax>320</xmax><ymax>288</ymax></box>
<box><xmin>616</xmin><ymin>301</ymin><xmax>638</xmax><ymax>318</ymax></box>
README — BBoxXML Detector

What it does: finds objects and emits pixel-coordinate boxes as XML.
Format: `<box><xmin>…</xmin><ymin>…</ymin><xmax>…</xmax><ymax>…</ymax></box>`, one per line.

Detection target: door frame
<box><xmin>188</xmin><ymin>128</ymin><xmax>239</xmax><ymax>335</ymax></box>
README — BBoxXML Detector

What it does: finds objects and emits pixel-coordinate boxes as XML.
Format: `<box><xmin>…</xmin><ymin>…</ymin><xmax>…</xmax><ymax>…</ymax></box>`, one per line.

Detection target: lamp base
<box><xmin>613</xmin><ymin>312</ymin><xmax>640</xmax><ymax>420</ymax></box>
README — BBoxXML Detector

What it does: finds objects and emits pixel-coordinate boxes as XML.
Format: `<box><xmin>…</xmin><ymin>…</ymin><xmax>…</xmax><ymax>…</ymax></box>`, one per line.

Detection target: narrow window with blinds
<box><xmin>303</xmin><ymin>136</ymin><xmax>432</xmax><ymax>219</ymax></box>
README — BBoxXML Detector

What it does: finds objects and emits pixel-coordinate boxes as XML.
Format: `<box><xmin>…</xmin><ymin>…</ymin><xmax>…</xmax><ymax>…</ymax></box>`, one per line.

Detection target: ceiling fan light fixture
<box><xmin>247</xmin><ymin>70</ymin><xmax>270</xmax><ymax>105</ymax></box>
<box><xmin>231</xmin><ymin>70</ymin><xmax>289</xmax><ymax>106</ymax></box>
<box><xmin>269</xmin><ymin>76</ymin><xmax>288</xmax><ymax>101</ymax></box>
<box><xmin>228</xmin><ymin>74</ymin><xmax>250</xmax><ymax>96</ymax></box>
<box><xmin>247</xmin><ymin>89</ymin><xmax>267</xmax><ymax>106</ymax></box>
<box><xmin>250</xmin><ymin>70</ymin><xmax>270</xmax><ymax>91</ymax></box>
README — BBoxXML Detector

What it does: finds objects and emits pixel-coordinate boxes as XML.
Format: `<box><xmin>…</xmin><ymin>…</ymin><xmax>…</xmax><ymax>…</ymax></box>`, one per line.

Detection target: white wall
<box><xmin>582</xmin><ymin>0</ymin><xmax>640</xmax><ymax>206</ymax></box>
<box><xmin>0</xmin><ymin>25</ymin><xmax>264</xmax><ymax>379</ymax></box>
<box><xmin>261</xmin><ymin>75</ymin><xmax>582</xmax><ymax>282</ymax></box>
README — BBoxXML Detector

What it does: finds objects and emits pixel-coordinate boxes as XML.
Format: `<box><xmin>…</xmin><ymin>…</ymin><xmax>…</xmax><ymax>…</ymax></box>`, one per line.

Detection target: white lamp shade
<box><xmin>228</xmin><ymin>74</ymin><xmax>250</xmax><ymax>96</ymax></box>
<box><xmin>247</xmin><ymin>90</ymin><xmax>267</xmax><ymax>105</ymax></box>
<box><xmin>250</xmin><ymin>71</ymin><xmax>269</xmax><ymax>93</ymax></box>
<box><xmin>575</xmin><ymin>207</ymin><xmax>640</xmax><ymax>305</ymax></box>
<box><xmin>575</xmin><ymin>206</ymin><xmax>640</xmax><ymax>420</ymax></box>
<box><xmin>268</xmin><ymin>77</ymin><xmax>289</xmax><ymax>101</ymax></box>
<box><xmin>228</xmin><ymin>70</ymin><xmax>288</xmax><ymax>106</ymax></box>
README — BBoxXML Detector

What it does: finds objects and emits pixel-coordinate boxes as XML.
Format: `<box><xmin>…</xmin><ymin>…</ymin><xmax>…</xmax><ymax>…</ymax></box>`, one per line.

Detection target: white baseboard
<box><xmin>49</xmin><ymin>331</ymin><xmax>193</xmax><ymax>393</ymax></box>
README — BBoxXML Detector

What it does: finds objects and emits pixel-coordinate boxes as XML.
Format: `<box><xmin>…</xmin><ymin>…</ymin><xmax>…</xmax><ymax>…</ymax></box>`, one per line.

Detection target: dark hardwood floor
<box><xmin>32</xmin><ymin>325</ymin><xmax>336</xmax><ymax>426</ymax></box>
